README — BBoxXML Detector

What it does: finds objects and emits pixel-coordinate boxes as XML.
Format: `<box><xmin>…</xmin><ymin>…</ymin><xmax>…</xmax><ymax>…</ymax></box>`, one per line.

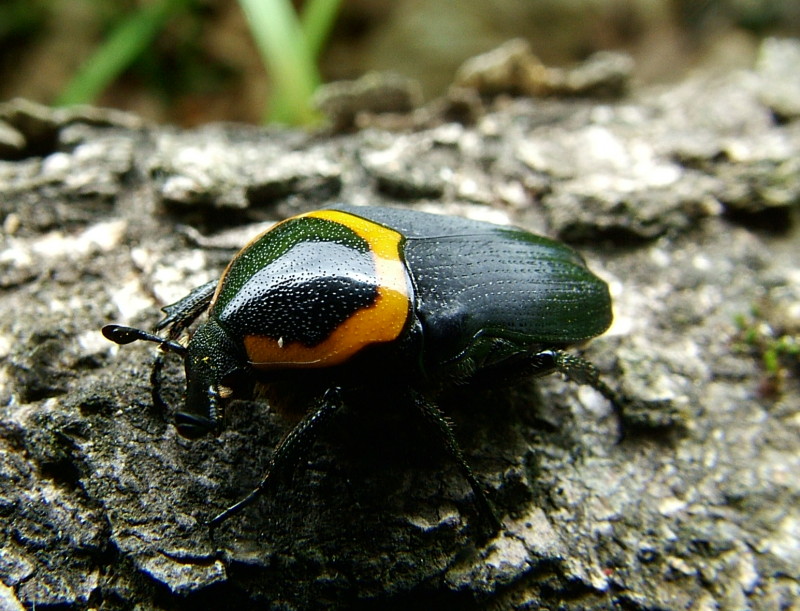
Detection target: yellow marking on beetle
<box><xmin>243</xmin><ymin>209</ymin><xmax>412</xmax><ymax>369</ymax></box>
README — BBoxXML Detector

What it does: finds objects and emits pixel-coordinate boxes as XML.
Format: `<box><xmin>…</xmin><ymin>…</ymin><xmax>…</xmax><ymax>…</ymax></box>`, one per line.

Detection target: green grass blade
<box><xmin>239</xmin><ymin>0</ymin><xmax>319</xmax><ymax>125</ymax></box>
<box><xmin>300</xmin><ymin>0</ymin><xmax>342</xmax><ymax>59</ymax></box>
<box><xmin>56</xmin><ymin>0</ymin><xmax>191</xmax><ymax>106</ymax></box>
<box><xmin>241</xmin><ymin>0</ymin><xmax>341</xmax><ymax>125</ymax></box>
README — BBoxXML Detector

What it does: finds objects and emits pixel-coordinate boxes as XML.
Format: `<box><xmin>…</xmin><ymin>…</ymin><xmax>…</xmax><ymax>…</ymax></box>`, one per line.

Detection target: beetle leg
<box><xmin>547</xmin><ymin>350</ymin><xmax>622</xmax><ymax>406</ymax></box>
<box><xmin>492</xmin><ymin>348</ymin><xmax>638</xmax><ymax>425</ymax></box>
<box><xmin>412</xmin><ymin>392</ymin><xmax>503</xmax><ymax>535</ymax></box>
<box><xmin>545</xmin><ymin>349</ymin><xmax>630</xmax><ymax>425</ymax></box>
<box><xmin>208</xmin><ymin>387</ymin><xmax>345</xmax><ymax>529</ymax></box>
<box><xmin>551</xmin><ymin>350</ymin><xmax>677</xmax><ymax>434</ymax></box>
<box><xmin>150</xmin><ymin>352</ymin><xmax>168</xmax><ymax>412</ymax></box>
<box><xmin>155</xmin><ymin>279</ymin><xmax>217</xmax><ymax>338</ymax></box>
<box><xmin>102</xmin><ymin>324</ymin><xmax>188</xmax><ymax>414</ymax></box>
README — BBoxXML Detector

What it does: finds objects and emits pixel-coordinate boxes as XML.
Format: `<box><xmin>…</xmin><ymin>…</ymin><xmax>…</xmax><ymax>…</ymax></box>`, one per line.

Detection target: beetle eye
<box><xmin>174</xmin><ymin>412</ymin><xmax>216</xmax><ymax>439</ymax></box>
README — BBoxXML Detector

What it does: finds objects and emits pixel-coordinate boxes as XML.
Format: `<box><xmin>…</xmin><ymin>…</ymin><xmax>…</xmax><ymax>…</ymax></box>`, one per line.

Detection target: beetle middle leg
<box><xmin>208</xmin><ymin>387</ymin><xmax>346</xmax><ymax>529</ymax></box>
<box><xmin>411</xmin><ymin>391</ymin><xmax>503</xmax><ymax>535</ymax></box>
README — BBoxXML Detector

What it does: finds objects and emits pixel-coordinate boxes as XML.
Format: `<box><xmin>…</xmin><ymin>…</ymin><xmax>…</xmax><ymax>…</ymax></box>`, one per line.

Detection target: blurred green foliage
<box><xmin>4</xmin><ymin>0</ymin><xmax>798</xmax><ymax>126</ymax></box>
<box><xmin>0</xmin><ymin>0</ymin><xmax>47</xmax><ymax>41</ymax></box>
<box><xmin>54</xmin><ymin>0</ymin><xmax>341</xmax><ymax>126</ymax></box>
<box><xmin>734</xmin><ymin>304</ymin><xmax>800</xmax><ymax>397</ymax></box>
<box><xmin>240</xmin><ymin>0</ymin><xmax>341</xmax><ymax>125</ymax></box>
<box><xmin>56</xmin><ymin>0</ymin><xmax>195</xmax><ymax>108</ymax></box>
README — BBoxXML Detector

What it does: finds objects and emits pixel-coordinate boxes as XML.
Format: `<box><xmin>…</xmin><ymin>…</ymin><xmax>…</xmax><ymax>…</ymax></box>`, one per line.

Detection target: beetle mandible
<box><xmin>103</xmin><ymin>205</ymin><xmax>637</xmax><ymax>532</ymax></box>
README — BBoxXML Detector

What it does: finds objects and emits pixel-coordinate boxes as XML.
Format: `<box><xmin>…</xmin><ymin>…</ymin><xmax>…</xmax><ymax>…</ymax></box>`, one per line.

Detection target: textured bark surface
<box><xmin>1</xmin><ymin>40</ymin><xmax>799</xmax><ymax>610</ymax></box>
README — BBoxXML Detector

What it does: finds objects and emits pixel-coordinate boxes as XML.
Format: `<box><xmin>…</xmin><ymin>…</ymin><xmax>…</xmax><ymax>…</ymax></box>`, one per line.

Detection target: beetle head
<box><xmin>178</xmin><ymin>319</ymin><xmax>243</xmax><ymax>439</ymax></box>
<box><xmin>102</xmin><ymin>320</ymin><xmax>245</xmax><ymax>439</ymax></box>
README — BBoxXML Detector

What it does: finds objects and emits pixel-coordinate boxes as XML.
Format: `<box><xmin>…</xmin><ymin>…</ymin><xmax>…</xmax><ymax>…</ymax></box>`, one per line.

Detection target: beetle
<box><xmin>102</xmin><ymin>204</ymin><xmax>637</xmax><ymax>533</ymax></box>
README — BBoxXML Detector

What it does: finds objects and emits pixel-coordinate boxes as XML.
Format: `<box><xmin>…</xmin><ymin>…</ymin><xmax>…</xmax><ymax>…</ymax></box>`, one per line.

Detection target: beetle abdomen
<box><xmin>405</xmin><ymin>231</ymin><xmax>612</xmax><ymax>366</ymax></box>
<box><xmin>327</xmin><ymin>205</ymin><xmax>612</xmax><ymax>369</ymax></box>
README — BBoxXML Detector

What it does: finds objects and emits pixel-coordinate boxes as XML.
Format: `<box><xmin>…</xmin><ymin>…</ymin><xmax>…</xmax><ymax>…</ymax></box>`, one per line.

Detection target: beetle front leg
<box><xmin>150</xmin><ymin>352</ymin><xmax>168</xmax><ymax>412</ymax></box>
<box><xmin>208</xmin><ymin>387</ymin><xmax>345</xmax><ymax>529</ymax></box>
<box><xmin>155</xmin><ymin>279</ymin><xmax>217</xmax><ymax>338</ymax></box>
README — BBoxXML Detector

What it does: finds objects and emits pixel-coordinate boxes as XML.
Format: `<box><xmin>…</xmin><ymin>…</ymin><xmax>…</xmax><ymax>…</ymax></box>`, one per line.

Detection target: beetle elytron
<box><xmin>103</xmin><ymin>205</ymin><xmax>636</xmax><ymax>532</ymax></box>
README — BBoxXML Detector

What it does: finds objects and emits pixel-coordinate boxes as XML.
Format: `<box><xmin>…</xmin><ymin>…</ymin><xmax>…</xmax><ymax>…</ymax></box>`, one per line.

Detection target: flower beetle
<box><xmin>103</xmin><ymin>205</ymin><xmax>635</xmax><ymax>533</ymax></box>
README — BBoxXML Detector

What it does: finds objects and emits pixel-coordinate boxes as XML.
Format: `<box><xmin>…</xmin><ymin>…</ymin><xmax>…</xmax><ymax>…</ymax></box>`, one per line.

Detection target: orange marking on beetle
<box><xmin>243</xmin><ymin>209</ymin><xmax>412</xmax><ymax>369</ymax></box>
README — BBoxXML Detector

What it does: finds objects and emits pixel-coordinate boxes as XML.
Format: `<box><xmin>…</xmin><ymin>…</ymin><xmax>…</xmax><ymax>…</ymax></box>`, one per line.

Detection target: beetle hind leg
<box><xmin>547</xmin><ymin>350</ymin><xmax>677</xmax><ymax>435</ymax></box>
<box><xmin>548</xmin><ymin>350</ymin><xmax>624</xmax><ymax>411</ymax></box>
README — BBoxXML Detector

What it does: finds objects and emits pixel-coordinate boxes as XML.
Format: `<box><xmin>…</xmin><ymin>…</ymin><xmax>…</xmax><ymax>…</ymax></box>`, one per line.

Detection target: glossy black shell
<box><xmin>329</xmin><ymin>206</ymin><xmax>612</xmax><ymax>371</ymax></box>
<box><xmin>187</xmin><ymin>204</ymin><xmax>613</xmax><ymax>391</ymax></box>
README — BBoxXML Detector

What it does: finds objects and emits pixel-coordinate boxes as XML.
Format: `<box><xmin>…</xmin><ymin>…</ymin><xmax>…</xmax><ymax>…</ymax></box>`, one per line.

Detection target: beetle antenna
<box><xmin>102</xmin><ymin>324</ymin><xmax>187</xmax><ymax>357</ymax></box>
